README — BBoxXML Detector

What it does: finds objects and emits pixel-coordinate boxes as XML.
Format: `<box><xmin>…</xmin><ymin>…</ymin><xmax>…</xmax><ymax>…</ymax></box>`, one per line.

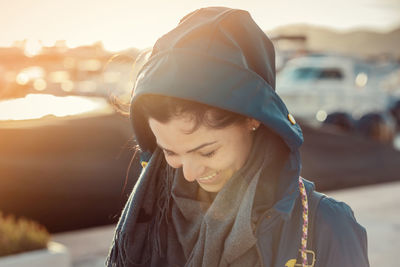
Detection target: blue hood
<box><xmin>130</xmin><ymin>6</ymin><xmax>303</xmax><ymax>155</ymax></box>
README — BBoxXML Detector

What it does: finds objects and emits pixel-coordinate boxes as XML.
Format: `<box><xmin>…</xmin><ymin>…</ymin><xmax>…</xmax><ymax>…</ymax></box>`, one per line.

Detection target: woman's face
<box><xmin>148</xmin><ymin>115</ymin><xmax>259</xmax><ymax>192</ymax></box>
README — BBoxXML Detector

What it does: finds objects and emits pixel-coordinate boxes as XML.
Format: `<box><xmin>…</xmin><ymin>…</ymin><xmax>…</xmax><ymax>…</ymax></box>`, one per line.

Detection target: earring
<box><xmin>252</xmin><ymin>127</ymin><xmax>257</xmax><ymax>131</ymax></box>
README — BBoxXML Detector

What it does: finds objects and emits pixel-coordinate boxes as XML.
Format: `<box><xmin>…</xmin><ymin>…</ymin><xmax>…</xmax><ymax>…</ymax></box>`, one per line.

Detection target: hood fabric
<box><xmin>129</xmin><ymin>6</ymin><xmax>304</xmax><ymax>211</ymax></box>
<box><xmin>130</xmin><ymin>6</ymin><xmax>303</xmax><ymax>154</ymax></box>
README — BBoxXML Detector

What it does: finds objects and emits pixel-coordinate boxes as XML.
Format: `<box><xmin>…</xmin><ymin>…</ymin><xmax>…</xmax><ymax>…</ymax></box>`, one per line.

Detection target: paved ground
<box><xmin>329</xmin><ymin>181</ymin><xmax>400</xmax><ymax>266</ymax></box>
<box><xmin>53</xmin><ymin>225</ymin><xmax>115</xmax><ymax>267</ymax></box>
<box><xmin>52</xmin><ymin>181</ymin><xmax>400</xmax><ymax>267</ymax></box>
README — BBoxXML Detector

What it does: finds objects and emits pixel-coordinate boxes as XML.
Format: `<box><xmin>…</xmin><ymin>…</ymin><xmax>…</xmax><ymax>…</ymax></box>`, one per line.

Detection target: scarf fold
<box><xmin>107</xmin><ymin>127</ymin><xmax>288</xmax><ymax>267</ymax></box>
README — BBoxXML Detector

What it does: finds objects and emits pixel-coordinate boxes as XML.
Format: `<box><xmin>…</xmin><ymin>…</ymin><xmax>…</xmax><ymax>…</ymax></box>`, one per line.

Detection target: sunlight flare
<box><xmin>0</xmin><ymin>94</ymin><xmax>111</xmax><ymax>121</ymax></box>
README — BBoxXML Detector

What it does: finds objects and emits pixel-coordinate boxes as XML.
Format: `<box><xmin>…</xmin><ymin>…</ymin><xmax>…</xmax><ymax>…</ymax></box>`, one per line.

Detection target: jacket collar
<box><xmin>272</xmin><ymin>151</ymin><xmax>302</xmax><ymax>220</ymax></box>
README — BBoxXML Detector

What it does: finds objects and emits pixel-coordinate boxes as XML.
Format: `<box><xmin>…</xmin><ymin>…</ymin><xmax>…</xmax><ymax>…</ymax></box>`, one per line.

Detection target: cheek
<box><xmin>220</xmin><ymin>141</ymin><xmax>250</xmax><ymax>170</ymax></box>
<box><xmin>207</xmin><ymin>151</ymin><xmax>233</xmax><ymax>171</ymax></box>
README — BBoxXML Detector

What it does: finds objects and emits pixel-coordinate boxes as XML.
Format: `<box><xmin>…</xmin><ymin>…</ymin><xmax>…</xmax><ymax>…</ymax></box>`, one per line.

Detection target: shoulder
<box><xmin>316</xmin><ymin>196</ymin><xmax>364</xmax><ymax>235</ymax></box>
<box><xmin>312</xmin><ymin>195</ymin><xmax>369</xmax><ymax>267</ymax></box>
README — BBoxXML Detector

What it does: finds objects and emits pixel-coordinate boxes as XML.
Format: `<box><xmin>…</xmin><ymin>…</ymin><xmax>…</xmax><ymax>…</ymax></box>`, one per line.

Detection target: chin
<box><xmin>198</xmin><ymin>183</ymin><xmax>223</xmax><ymax>193</ymax></box>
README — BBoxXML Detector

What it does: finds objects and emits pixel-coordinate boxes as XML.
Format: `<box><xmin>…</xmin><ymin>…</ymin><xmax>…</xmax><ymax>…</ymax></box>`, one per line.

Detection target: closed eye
<box><xmin>200</xmin><ymin>150</ymin><xmax>217</xmax><ymax>158</ymax></box>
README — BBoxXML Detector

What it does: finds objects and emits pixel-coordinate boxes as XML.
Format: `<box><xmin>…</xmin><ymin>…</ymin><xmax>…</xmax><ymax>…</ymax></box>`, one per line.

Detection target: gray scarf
<box><xmin>107</xmin><ymin>128</ymin><xmax>287</xmax><ymax>267</ymax></box>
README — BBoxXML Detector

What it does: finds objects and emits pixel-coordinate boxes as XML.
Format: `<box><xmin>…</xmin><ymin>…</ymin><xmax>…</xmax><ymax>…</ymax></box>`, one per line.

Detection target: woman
<box><xmin>107</xmin><ymin>7</ymin><xmax>369</xmax><ymax>267</ymax></box>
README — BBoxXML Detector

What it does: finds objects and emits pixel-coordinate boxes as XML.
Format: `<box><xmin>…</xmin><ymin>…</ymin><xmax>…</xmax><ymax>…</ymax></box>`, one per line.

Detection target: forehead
<box><xmin>148</xmin><ymin>116</ymin><xmax>239</xmax><ymax>152</ymax></box>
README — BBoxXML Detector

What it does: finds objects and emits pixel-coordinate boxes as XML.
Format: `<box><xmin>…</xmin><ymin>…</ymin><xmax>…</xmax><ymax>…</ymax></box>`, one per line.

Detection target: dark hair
<box><xmin>137</xmin><ymin>94</ymin><xmax>248</xmax><ymax>132</ymax></box>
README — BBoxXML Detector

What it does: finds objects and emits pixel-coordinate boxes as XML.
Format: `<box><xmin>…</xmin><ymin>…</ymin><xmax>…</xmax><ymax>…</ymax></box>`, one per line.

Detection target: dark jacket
<box><xmin>125</xmin><ymin>6</ymin><xmax>369</xmax><ymax>267</ymax></box>
<box><xmin>254</xmin><ymin>177</ymin><xmax>369</xmax><ymax>267</ymax></box>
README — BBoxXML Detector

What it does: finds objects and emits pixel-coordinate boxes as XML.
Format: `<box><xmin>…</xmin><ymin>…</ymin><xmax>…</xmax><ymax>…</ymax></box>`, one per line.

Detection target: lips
<box><xmin>198</xmin><ymin>172</ymin><xmax>219</xmax><ymax>184</ymax></box>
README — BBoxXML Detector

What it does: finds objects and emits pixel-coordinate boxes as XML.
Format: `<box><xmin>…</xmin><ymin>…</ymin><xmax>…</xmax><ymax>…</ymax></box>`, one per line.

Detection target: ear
<box><xmin>246</xmin><ymin>118</ymin><xmax>261</xmax><ymax>131</ymax></box>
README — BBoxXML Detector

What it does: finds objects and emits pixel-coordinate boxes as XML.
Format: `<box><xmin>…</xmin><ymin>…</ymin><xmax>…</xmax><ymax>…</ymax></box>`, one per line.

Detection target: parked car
<box><xmin>276</xmin><ymin>54</ymin><xmax>390</xmax><ymax>123</ymax></box>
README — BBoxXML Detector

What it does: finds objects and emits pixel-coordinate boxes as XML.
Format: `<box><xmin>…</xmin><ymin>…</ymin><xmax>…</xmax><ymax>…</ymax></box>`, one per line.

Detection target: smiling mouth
<box><xmin>198</xmin><ymin>172</ymin><xmax>218</xmax><ymax>183</ymax></box>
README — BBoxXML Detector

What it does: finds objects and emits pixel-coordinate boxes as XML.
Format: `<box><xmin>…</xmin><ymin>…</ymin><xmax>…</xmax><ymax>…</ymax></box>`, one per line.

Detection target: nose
<box><xmin>181</xmin><ymin>159</ymin><xmax>205</xmax><ymax>182</ymax></box>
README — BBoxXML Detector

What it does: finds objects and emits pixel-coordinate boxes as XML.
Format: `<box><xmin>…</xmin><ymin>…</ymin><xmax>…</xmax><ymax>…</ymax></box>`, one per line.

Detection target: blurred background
<box><xmin>0</xmin><ymin>0</ymin><xmax>399</xmax><ymax>264</ymax></box>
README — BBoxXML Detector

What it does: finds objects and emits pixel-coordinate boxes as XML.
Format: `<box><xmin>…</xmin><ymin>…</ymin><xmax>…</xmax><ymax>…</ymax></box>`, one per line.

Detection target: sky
<box><xmin>1</xmin><ymin>0</ymin><xmax>400</xmax><ymax>51</ymax></box>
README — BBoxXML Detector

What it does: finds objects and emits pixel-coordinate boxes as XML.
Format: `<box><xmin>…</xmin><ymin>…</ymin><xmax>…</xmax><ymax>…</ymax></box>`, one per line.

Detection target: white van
<box><xmin>276</xmin><ymin>55</ymin><xmax>385</xmax><ymax>123</ymax></box>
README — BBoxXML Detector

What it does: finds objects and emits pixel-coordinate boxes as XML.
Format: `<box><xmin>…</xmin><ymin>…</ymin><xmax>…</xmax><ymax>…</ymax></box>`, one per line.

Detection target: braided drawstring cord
<box><xmin>298</xmin><ymin>177</ymin><xmax>309</xmax><ymax>267</ymax></box>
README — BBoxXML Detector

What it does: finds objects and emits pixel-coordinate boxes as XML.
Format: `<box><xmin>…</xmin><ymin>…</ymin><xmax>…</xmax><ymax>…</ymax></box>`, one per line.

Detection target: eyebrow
<box><xmin>157</xmin><ymin>141</ymin><xmax>217</xmax><ymax>154</ymax></box>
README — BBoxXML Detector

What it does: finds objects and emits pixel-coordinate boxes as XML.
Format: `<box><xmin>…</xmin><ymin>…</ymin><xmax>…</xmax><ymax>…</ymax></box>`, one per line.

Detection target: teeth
<box><xmin>199</xmin><ymin>173</ymin><xmax>217</xmax><ymax>181</ymax></box>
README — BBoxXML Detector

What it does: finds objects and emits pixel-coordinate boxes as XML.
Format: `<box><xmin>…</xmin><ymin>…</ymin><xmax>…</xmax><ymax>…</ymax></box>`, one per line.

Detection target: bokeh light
<box><xmin>61</xmin><ymin>80</ymin><xmax>74</xmax><ymax>92</ymax></box>
<box><xmin>33</xmin><ymin>79</ymin><xmax>47</xmax><ymax>91</ymax></box>
<box><xmin>24</xmin><ymin>39</ymin><xmax>42</xmax><ymax>57</ymax></box>
<box><xmin>48</xmin><ymin>71</ymin><xmax>70</xmax><ymax>83</ymax></box>
<box><xmin>16</xmin><ymin>67</ymin><xmax>45</xmax><ymax>85</ymax></box>
<box><xmin>355</xmin><ymin>72</ymin><xmax>368</xmax><ymax>88</ymax></box>
<box><xmin>16</xmin><ymin>73</ymin><xmax>29</xmax><ymax>85</ymax></box>
<box><xmin>316</xmin><ymin>110</ymin><xmax>328</xmax><ymax>122</ymax></box>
